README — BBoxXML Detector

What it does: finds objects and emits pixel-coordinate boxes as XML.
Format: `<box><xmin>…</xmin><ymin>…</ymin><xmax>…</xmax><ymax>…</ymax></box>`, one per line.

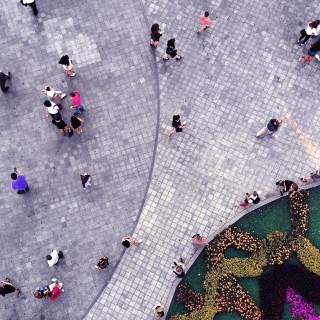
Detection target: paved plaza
<box><xmin>1</xmin><ymin>0</ymin><xmax>320</xmax><ymax>319</ymax></box>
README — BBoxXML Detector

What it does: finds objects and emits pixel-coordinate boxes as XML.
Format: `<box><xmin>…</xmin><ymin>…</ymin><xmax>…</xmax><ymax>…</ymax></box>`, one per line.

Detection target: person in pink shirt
<box><xmin>197</xmin><ymin>11</ymin><xmax>212</xmax><ymax>34</ymax></box>
<box><xmin>70</xmin><ymin>91</ymin><xmax>86</xmax><ymax>115</ymax></box>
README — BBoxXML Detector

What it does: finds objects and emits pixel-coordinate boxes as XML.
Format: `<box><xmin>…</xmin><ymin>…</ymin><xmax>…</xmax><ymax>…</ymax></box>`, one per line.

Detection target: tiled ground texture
<box><xmin>86</xmin><ymin>0</ymin><xmax>320</xmax><ymax>319</ymax></box>
<box><xmin>0</xmin><ymin>0</ymin><xmax>158</xmax><ymax>320</ymax></box>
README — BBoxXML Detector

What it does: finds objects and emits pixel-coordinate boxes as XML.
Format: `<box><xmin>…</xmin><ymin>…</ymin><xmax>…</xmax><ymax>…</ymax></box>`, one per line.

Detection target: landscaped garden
<box><xmin>167</xmin><ymin>186</ymin><xmax>320</xmax><ymax>320</ymax></box>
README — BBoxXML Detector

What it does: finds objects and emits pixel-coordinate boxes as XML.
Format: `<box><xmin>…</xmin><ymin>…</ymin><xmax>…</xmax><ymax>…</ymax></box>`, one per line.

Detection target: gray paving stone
<box><xmin>0</xmin><ymin>0</ymin><xmax>157</xmax><ymax>319</ymax></box>
<box><xmin>87</xmin><ymin>0</ymin><xmax>320</xmax><ymax>319</ymax></box>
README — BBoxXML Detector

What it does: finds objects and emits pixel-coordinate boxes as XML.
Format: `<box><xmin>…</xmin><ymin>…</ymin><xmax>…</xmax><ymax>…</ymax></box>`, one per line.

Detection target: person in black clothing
<box><xmin>70</xmin><ymin>116</ymin><xmax>84</xmax><ymax>134</ymax></box>
<box><xmin>51</xmin><ymin>114</ymin><xmax>69</xmax><ymax>136</ymax></box>
<box><xmin>20</xmin><ymin>0</ymin><xmax>38</xmax><ymax>16</ymax></box>
<box><xmin>172</xmin><ymin>258</ymin><xmax>185</xmax><ymax>278</ymax></box>
<box><xmin>80</xmin><ymin>173</ymin><xmax>91</xmax><ymax>189</ymax></box>
<box><xmin>150</xmin><ymin>23</ymin><xmax>162</xmax><ymax>48</ymax></box>
<box><xmin>0</xmin><ymin>278</ymin><xmax>20</xmax><ymax>297</ymax></box>
<box><xmin>95</xmin><ymin>256</ymin><xmax>109</xmax><ymax>270</ymax></box>
<box><xmin>0</xmin><ymin>70</ymin><xmax>11</xmax><ymax>93</ymax></box>
<box><xmin>163</xmin><ymin>39</ymin><xmax>182</xmax><ymax>61</ymax></box>
<box><xmin>169</xmin><ymin>114</ymin><xmax>186</xmax><ymax>136</ymax></box>
<box><xmin>276</xmin><ymin>180</ymin><xmax>297</xmax><ymax>196</ymax></box>
<box><xmin>240</xmin><ymin>191</ymin><xmax>260</xmax><ymax>207</ymax></box>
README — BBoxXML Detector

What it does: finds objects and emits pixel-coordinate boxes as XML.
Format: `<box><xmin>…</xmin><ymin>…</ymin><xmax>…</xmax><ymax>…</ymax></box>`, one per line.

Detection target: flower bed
<box><xmin>168</xmin><ymin>187</ymin><xmax>320</xmax><ymax>320</ymax></box>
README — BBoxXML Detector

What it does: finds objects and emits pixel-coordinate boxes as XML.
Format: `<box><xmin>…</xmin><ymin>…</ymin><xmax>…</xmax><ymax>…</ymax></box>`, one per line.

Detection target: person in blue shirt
<box><xmin>256</xmin><ymin>118</ymin><xmax>282</xmax><ymax>138</ymax></box>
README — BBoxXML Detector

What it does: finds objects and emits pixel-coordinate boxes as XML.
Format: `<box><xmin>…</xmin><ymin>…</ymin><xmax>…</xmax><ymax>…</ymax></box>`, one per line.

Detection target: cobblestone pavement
<box><xmin>2</xmin><ymin>0</ymin><xmax>320</xmax><ymax>319</ymax></box>
<box><xmin>86</xmin><ymin>0</ymin><xmax>320</xmax><ymax>319</ymax></box>
<box><xmin>0</xmin><ymin>1</ymin><xmax>158</xmax><ymax>319</ymax></box>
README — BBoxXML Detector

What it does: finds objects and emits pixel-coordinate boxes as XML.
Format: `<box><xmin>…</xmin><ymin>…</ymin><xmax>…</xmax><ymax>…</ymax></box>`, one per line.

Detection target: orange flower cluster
<box><xmin>217</xmin><ymin>274</ymin><xmax>262</xmax><ymax>319</ymax></box>
<box><xmin>289</xmin><ymin>190</ymin><xmax>309</xmax><ymax>236</ymax></box>
<box><xmin>206</xmin><ymin>227</ymin><xmax>263</xmax><ymax>270</ymax></box>
<box><xmin>176</xmin><ymin>284</ymin><xmax>204</xmax><ymax>312</ymax></box>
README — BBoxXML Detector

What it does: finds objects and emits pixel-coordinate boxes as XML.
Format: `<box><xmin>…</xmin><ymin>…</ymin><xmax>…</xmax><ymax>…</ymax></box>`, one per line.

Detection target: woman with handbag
<box><xmin>297</xmin><ymin>20</ymin><xmax>320</xmax><ymax>45</ymax></box>
<box><xmin>58</xmin><ymin>55</ymin><xmax>76</xmax><ymax>77</ymax></box>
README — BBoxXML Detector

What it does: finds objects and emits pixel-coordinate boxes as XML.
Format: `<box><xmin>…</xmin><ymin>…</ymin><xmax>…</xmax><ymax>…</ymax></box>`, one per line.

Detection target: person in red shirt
<box><xmin>197</xmin><ymin>11</ymin><xmax>212</xmax><ymax>34</ymax></box>
<box><xmin>70</xmin><ymin>91</ymin><xmax>86</xmax><ymax>115</ymax></box>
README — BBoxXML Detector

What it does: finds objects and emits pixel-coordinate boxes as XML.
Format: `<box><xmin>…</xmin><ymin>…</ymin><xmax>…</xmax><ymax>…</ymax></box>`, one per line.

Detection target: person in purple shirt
<box><xmin>11</xmin><ymin>168</ymin><xmax>29</xmax><ymax>194</ymax></box>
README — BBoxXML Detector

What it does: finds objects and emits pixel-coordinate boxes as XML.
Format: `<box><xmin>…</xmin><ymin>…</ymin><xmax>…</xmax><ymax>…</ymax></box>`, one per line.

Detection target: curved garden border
<box><xmin>165</xmin><ymin>180</ymin><xmax>320</xmax><ymax>316</ymax></box>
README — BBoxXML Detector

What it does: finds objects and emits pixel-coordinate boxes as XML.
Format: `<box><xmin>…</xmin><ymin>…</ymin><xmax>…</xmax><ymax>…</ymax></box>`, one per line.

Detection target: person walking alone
<box><xmin>256</xmin><ymin>118</ymin><xmax>282</xmax><ymax>138</ymax></box>
<box><xmin>11</xmin><ymin>168</ymin><xmax>29</xmax><ymax>194</ymax></box>
<box><xmin>0</xmin><ymin>70</ymin><xmax>11</xmax><ymax>93</ymax></box>
<box><xmin>20</xmin><ymin>0</ymin><xmax>38</xmax><ymax>16</ymax></box>
<box><xmin>163</xmin><ymin>39</ymin><xmax>182</xmax><ymax>61</ymax></box>
<box><xmin>150</xmin><ymin>23</ymin><xmax>162</xmax><ymax>48</ymax></box>
<box><xmin>58</xmin><ymin>55</ymin><xmax>75</xmax><ymax>77</ymax></box>
<box><xmin>197</xmin><ymin>11</ymin><xmax>212</xmax><ymax>34</ymax></box>
<box><xmin>297</xmin><ymin>20</ymin><xmax>320</xmax><ymax>45</ymax></box>
<box><xmin>0</xmin><ymin>278</ymin><xmax>20</xmax><ymax>297</ymax></box>
<box><xmin>169</xmin><ymin>114</ymin><xmax>186</xmax><ymax>136</ymax></box>
<box><xmin>121</xmin><ymin>236</ymin><xmax>142</xmax><ymax>248</ymax></box>
<box><xmin>46</xmin><ymin>249</ymin><xmax>63</xmax><ymax>267</ymax></box>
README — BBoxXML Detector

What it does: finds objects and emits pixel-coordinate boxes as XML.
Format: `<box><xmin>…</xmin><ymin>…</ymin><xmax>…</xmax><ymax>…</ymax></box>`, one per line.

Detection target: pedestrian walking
<box><xmin>80</xmin><ymin>173</ymin><xmax>91</xmax><ymax>189</ymax></box>
<box><xmin>44</xmin><ymin>100</ymin><xmax>61</xmax><ymax>119</ymax></box>
<box><xmin>256</xmin><ymin>118</ymin><xmax>282</xmax><ymax>138</ymax></box>
<box><xmin>300</xmin><ymin>167</ymin><xmax>320</xmax><ymax>183</ymax></box>
<box><xmin>172</xmin><ymin>258</ymin><xmax>185</xmax><ymax>278</ymax></box>
<box><xmin>163</xmin><ymin>39</ymin><xmax>182</xmax><ymax>61</ymax></box>
<box><xmin>0</xmin><ymin>278</ymin><xmax>20</xmax><ymax>297</ymax></box>
<box><xmin>302</xmin><ymin>39</ymin><xmax>320</xmax><ymax>62</ymax></box>
<box><xmin>46</xmin><ymin>249</ymin><xmax>63</xmax><ymax>267</ymax></box>
<box><xmin>169</xmin><ymin>114</ymin><xmax>186</xmax><ymax>136</ymax></box>
<box><xmin>70</xmin><ymin>91</ymin><xmax>86</xmax><ymax>115</ymax></box>
<box><xmin>276</xmin><ymin>179</ymin><xmax>297</xmax><ymax>196</ymax></box>
<box><xmin>297</xmin><ymin>20</ymin><xmax>320</xmax><ymax>45</ymax></box>
<box><xmin>48</xmin><ymin>279</ymin><xmax>63</xmax><ymax>301</ymax></box>
<box><xmin>95</xmin><ymin>256</ymin><xmax>109</xmax><ymax>270</ymax></box>
<box><xmin>153</xmin><ymin>304</ymin><xmax>166</xmax><ymax>318</ymax></box>
<box><xmin>197</xmin><ymin>11</ymin><xmax>212</xmax><ymax>34</ymax></box>
<box><xmin>51</xmin><ymin>114</ymin><xmax>69</xmax><ymax>136</ymax></box>
<box><xmin>11</xmin><ymin>168</ymin><xmax>29</xmax><ymax>194</ymax></box>
<box><xmin>58</xmin><ymin>55</ymin><xmax>75</xmax><ymax>77</ymax></box>
<box><xmin>33</xmin><ymin>286</ymin><xmax>50</xmax><ymax>299</ymax></box>
<box><xmin>191</xmin><ymin>234</ymin><xmax>207</xmax><ymax>247</ymax></box>
<box><xmin>42</xmin><ymin>86</ymin><xmax>66</xmax><ymax>101</ymax></box>
<box><xmin>20</xmin><ymin>0</ymin><xmax>38</xmax><ymax>16</ymax></box>
<box><xmin>0</xmin><ymin>70</ymin><xmax>11</xmax><ymax>93</ymax></box>
<box><xmin>150</xmin><ymin>23</ymin><xmax>163</xmax><ymax>48</ymax></box>
<box><xmin>121</xmin><ymin>236</ymin><xmax>142</xmax><ymax>248</ymax></box>
<box><xmin>240</xmin><ymin>191</ymin><xmax>260</xmax><ymax>207</ymax></box>
<box><xmin>69</xmin><ymin>116</ymin><xmax>84</xmax><ymax>134</ymax></box>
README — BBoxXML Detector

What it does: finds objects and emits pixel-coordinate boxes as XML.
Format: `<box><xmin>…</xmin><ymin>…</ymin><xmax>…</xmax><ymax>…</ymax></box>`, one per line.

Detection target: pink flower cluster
<box><xmin>286</xmin><ymin>287</ymin><xmax>320</xmax><ymax>320</ymax></box>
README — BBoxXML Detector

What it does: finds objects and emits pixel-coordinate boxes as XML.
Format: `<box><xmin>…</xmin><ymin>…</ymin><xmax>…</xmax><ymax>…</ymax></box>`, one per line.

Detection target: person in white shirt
<box><xmin>42</xmin><ymin>86</ymin><xmax>66</xmax><ymax>101</ymax></box>
<box><xmin>46</xmin><ymin>249</ymin><xmax>63</xmax><ymax>267</ymax></box>
<box><xmin>20</xmin><ymin>0</ymin><xmax>38</xmax><ymax>16</ymax></box>
<box><xmin>298</xmin><ymin>20</ymin><xmax>320</xmax><ymax>45</ymax></box>
<box><xmin>44</xmin><ymin>100</ymin><xmax>60</xmax><ymax>119</ymax></box>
